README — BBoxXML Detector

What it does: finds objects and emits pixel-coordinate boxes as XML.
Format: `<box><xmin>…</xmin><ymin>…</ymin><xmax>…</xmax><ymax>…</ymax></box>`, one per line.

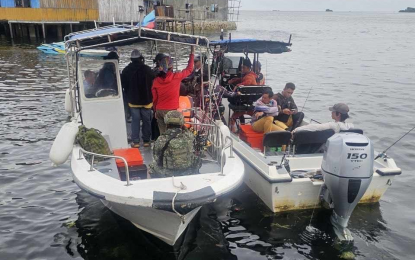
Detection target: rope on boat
<box><xmin>171</xmin><ymin>176</ymin><xmax>187</xmax><ymax>224</ymax></box>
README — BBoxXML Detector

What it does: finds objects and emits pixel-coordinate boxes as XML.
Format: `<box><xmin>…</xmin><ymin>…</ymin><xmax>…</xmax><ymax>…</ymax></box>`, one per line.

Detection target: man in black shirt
<box><xmin>273</xmin><ymin>82</ymin><xmax>304</xmax><ymax>131</ymax></box>
<box><xmin>121</xmin><ymin>50</ymin><xmax>155</xmax><ymax>148</ymax></box>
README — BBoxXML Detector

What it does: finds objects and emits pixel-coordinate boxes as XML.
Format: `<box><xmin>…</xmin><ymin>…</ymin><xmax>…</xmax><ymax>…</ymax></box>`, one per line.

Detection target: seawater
<box><xmin>1</xmin><ymin>11</ymin><xmax>414</xmax><ymax>260</ymax></box>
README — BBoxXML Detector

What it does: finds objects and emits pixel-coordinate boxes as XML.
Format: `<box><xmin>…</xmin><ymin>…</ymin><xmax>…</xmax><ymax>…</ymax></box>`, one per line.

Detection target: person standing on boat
<box><xmin>252</xmin><ymin>89</ymin><xmax>286</xmax><ymax>134</ymax></box>
<box><xmin>149</xmin><ymin>111</ymin><xmax>201</xmax><ymax>178</ymax></box>
<box><xmin>121</xmin><ymin>50</ymin><xmax>155</xmax><ymax>148</ymax></box>
<box><xmin>152</xmin><ymin>53</ymin><xmax>167</xmax><ymax>77</ymax></box>
<box><xmin>293</xmin><ymin>103</ymin><xmax>354</xmax><ymax>133</ymax></box>
<box><xmin>152</xmin><ymin>46</ymin><xmax>195</xmax><ymax>134</ymax></box>
<box><xmin>273</xmin><ymin>83</ymin><xmax>304</xmax><ymax>131</ymax></box>
<box><xmin>150</xmin><ymin>53</ymin><xmax>167</xmax><ymax>142</ymax></box>
<box><xmin>94</xmin><ymin>51</ymin><xmax>119</xmax><ymax>97</ymax></box>
<box><xmin>181</xmin><ymin>55</ymin><xmax>209</xmax><ymax>105</ymax></box>
<box><xmin>228</xmin><ymin>58</ymin><xmax>258</xmax><ymax>89</ymax></box>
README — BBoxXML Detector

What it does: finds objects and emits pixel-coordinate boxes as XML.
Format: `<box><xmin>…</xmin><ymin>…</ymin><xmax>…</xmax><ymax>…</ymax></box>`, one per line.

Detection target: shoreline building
<box><xmin>0</xmin><ymin>0</ymin><xmax>144</xmax><ymax>39</ymax></box>
<box><xmin>0</xmin><ymin>0</ymin><xmax>238</xmax><ymax>40</ymax></box>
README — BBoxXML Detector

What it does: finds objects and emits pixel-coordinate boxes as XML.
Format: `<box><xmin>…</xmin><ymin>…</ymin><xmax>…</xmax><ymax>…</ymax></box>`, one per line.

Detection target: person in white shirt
<box><xmin>293</xmin><ymin>103</ymin><xmax>354</xmax><ymax>134</ymax></box>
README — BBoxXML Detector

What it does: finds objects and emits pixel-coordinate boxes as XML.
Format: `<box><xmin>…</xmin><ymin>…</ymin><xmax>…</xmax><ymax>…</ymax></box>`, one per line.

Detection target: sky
<box><xmin>239</xmin><ymin>0</ymin><xmax>415</xmax><ymax>12</ymax></box>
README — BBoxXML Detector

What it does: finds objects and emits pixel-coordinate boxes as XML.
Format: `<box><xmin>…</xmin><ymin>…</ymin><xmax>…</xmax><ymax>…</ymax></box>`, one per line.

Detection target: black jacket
<box><xmin>121</xmin><ymin>61</ymin><xmax>155</xmax><ymax>106</ymax></box>
<box><xmin>274</xmin><ymin>93</ymin><xmax>298</xmax><ymax>122</ymax></box>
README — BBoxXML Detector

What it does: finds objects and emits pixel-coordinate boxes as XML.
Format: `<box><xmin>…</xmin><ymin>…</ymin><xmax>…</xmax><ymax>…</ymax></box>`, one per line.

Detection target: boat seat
<box><xmin>263</xmin><ymin>131</ymin><xmax>292</xmax><ymax>151</ymax></box>
<box><xmin>113</xmin><ymin>148</ymin><xmax>147</xmax><ymax>181</ymax></box>
<box><xmin>228</xmin><ymin>86</ymin><xmax>272</xmax><ymax>131</ymax></box>
<box><xmin>228</xmin><ymin>86</ymin><xmax>272</xmax><ymax>107</ymax></box>
<box><xmin>239</xmin><ymin>124</ymin><xmax>264</xmax><ymax>150</ymax></box>
<box><xmin>340</xmin><ymin>129</ymin><xmax>364</xmax><ymax>135</ymax></box>
<box><xmin>293</xmin><ymin>129</ymin><xmax>335</xmax><ymax>154</ymax></box>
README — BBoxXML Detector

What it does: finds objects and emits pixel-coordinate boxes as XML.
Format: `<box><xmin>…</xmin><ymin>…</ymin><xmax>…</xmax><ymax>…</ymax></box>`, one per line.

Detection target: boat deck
<box><xmin>92</xmin><ymin>124</ymin><xmax>221</xmax><ymax>182</ymax></box>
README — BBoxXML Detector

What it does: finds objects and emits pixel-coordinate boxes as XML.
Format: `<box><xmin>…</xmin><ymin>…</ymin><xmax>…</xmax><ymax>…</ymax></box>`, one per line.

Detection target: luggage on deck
<box><xmin>113</xmin><ymin>148</ymin><xmax>147</xmax><ymax>180</ymax></box>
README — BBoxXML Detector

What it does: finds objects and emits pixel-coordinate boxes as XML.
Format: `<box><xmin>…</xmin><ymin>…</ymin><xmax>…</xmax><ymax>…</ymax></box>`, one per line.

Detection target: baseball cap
<box><xmin>194</xmin><ymin>55</ymin><xmax>201</xmax><ymax>62</ymax></box>
<box><xmin>160</xmin><ymin>56</ymin><xmax>173</xmax><ymax>73</ymax></box>
<box><xmin>153</xmin><ymin>53</ymin><xmax>167</xmax><ymax>63</ymax></box>
<box><xmin>131</xmin><ymin>49</ymin><xmax>143</xmax><ymax>59</ymax></box>
<box><xmin>329</xmin><ymin>103</ymin><xmax>349</xmax><ymax>114</ymax></box>
<box><xmin>104</xmin><ymin>51</ymin><xmax>119</xmax><ymax>60</ymax></box>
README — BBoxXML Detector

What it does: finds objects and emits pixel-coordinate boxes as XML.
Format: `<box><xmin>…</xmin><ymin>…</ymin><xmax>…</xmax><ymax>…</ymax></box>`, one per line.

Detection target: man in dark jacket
<box><xmin>121</xmin><ymin>50</ymin><xmax>155</xmax><ymax>148</ymax></box>
<box><xmin>273</xmin><ymin>82</ymin><xmax>304</xmax><ymax>131</ymax></box>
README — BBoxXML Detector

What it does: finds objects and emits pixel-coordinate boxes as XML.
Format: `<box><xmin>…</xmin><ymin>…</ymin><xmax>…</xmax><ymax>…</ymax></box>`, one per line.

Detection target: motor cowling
<box><xmin>321</xmin><ymin>133</ymin><xmax>374</xmax><ymax>241</ymax></box>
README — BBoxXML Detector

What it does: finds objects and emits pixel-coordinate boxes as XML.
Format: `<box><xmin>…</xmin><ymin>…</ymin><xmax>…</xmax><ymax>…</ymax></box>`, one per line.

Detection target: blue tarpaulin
<box><xmin>1</xmin><ymin>0</ymin><xmax>15</xmax><ymax>7</ymax></box>
<box><xmin>210</xmin><ymin>39</ymin><xmax>291</xmax><ymax>54</ymax></box>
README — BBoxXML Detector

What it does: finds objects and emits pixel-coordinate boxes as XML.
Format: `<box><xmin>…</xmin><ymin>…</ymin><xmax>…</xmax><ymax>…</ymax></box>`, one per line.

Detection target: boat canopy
<box><xmin>210</xmin><ymin>39</ymin><xmax>291</xmax><ymax>54</ymax></box>
<box><xmin>64</xmin><ymin>24</ymin><xmax>209</xmax><ymax>51</ymax></box>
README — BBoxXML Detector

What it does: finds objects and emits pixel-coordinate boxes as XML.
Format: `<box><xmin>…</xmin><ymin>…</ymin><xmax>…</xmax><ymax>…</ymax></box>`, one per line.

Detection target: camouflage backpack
<box><xmin>75</xmin><ymin>126</ymin><xmax>112</xmax><ymax>161</ymax></box>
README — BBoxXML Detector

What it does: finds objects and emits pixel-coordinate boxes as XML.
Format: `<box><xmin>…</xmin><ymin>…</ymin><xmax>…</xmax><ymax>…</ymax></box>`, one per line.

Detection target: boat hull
<box><xmin>243</xmin><ymin>160</ymin><xmax>395</xmax><ymax>213</ymax></box>
<box><xmin>102</xmin><ymin>200</ymin><xmax>201</xmax><ymax>245</ymax></box>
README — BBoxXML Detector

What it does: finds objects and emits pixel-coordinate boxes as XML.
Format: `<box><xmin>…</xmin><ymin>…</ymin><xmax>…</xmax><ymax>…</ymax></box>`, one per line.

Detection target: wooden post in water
<box><xmin>42</xmin><ymin>23</ymin><xmax>46</xmax><ymax>40</ymax></box>
<box><xmin>6</xmin><ymin>23</ymin><xmax>12</xmax><ymax>38</ymax></box>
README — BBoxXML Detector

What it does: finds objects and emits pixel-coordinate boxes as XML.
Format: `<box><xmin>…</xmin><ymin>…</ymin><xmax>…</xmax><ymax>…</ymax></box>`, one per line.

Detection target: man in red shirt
<box><xmin>228</xmin><ymin>58</ymin><xmax>258</xmax><ymax>90</ymax></box>
<box><xmin>152</xmin><ymin>46</ymin><xmax>195</xmax><ymax>134</ymax></box>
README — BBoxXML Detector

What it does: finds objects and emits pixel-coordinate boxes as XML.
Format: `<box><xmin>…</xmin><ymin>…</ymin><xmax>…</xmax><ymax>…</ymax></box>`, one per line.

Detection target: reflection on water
<box><xmin>1</xmin><ymin>11</ymin><xmax>415</xmax><ymax>260</ymax></box>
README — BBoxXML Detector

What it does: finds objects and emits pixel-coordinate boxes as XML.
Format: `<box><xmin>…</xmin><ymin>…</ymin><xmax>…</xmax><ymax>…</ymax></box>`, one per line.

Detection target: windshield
<box><xmin>81</xmin><ymin>60</ymin><xmax>119</xmax><ymax>99</ymax></box>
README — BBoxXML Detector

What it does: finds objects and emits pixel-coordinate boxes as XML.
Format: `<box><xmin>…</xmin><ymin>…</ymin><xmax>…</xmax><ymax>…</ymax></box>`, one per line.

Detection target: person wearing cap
<box><xmin>253</xmin><ymin>61</ymin><xmax>265</xmax><ymax>85</ymax></box>
<box><xmin>152</xmin><ymin>53</ymin><xmax>167</xmax><ymax>77</ymax></box>
<box><xmin>152</xmin><ymin>46</ymin><xmax>195</xmax><ymax>134</ymax></box>
<box><xmin>228</xmin><ymin>58</ymin><xmax>258</xmax><ymax>90</ymax></box>
<box><xmin>94</xmin><ymin>51</ymin><xmax>119</xmax><ymax>96</ymax></box>
<box><xmin>149</xmin><ymin>111</ymin><xmax>201</xmax><ymax>177</ymax></box>
<box><xmin>273</xmin><ymin>83</ymin><xmax>304</xmax><ymax>131</ymax></box>
<box><xmin>180</xmin><ymin>54</ymin><xmax>209</xmax><ymax>104</ymax></box>
<box><xmin>293</xmin><ymin>103</ymin><xmax>354</xmax><ymax>134</ymax></box>
<box><xmin>121</xmin><ymin>49</ymin><xmax>155</xmax><ymax>148</ymax></box>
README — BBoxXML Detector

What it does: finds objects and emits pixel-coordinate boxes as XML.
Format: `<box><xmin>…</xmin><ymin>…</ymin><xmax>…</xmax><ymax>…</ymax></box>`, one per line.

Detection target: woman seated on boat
<box><xmin>293</xmin><ymin>103</ymin><xmax>354</xmax><ymax>134</ymax></box>
<box><xmin>253</xmin><ymin>61</ymin><xmax>265</xmax><ymax>85</ymax></box>
<box><xmin>251</xmin><ymin>89</ymin><xmax>286</xmax><ymax>134</ymax></box>
<box><xmin>228</xmin><ymin>58</ymin><xmax>258</xmax><ymax>90</ymax></box>
<box><xmin>149</xmin><ymin>111</ymin><xmax>201</xmax><ymax>178</ymax></box>
<box><xmin>152</xmin><ymin>46</ymin><xmax>195</xmax><ymax>134</ymax></box>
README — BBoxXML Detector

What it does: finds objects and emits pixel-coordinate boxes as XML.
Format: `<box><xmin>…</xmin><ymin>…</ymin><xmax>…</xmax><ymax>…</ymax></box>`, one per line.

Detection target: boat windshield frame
<box><xmin>64</xmin><ymin>24</ymin><xmax>217</xmax><ymax>139</ymax></box>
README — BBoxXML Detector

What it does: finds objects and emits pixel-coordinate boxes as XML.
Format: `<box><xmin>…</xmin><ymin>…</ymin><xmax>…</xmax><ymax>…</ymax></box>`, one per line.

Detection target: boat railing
<box><xmin>78</xmin><ymin>147</ymin><xmax>132</xmax><ymax>186</ymax></box>
<box><xmin>181</xmin><ymin>107</ymin><xmax>233</xmax><ymax>163</ymax></box>
<box><xmin>220</xmin><ymin>136</ymin><xmax>234</xmax><ymax>176</ymax></box>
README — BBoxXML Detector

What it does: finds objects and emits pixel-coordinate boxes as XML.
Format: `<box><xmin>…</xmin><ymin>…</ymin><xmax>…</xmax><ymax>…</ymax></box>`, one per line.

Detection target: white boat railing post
<box><xmin>226</xmin><ymin>136</ymin><xmax>234</xmax><ymax>158</ymax></box>
<box><xmin>220</xmin><ymin>136</ymin><xmax>234</xmax><ymax>175</ymax></box>
<box><xmin>138</xmin><ymin>5</ymin><xmax>145</xmax><ymax>37</ymax></box>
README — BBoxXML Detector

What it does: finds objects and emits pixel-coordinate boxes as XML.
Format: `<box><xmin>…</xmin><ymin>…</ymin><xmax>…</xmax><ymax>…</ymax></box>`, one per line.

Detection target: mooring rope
<box><xmin>171</xmin><ymin>176</ymin><xmax>187</xmax><ymax>224</ymax></box>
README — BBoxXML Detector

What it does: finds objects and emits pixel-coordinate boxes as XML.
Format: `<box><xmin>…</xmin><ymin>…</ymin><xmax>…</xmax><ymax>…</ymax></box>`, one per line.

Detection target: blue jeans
<box><xmin>131</xmin><ymin>107</ymin><xmax>152</xmax><ymax>143</ymax></box>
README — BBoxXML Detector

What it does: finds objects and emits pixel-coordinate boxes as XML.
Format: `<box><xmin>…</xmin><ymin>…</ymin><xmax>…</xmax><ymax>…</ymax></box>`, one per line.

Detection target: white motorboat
<box><xmin>210</xmin><ymin>39</ymin><xmax>402</xmax><ymax>242</ymax></box>
<box><xmin>49</xmin><ymin>23</ymin><xmax>245</xmax><ymax>245</ymax></box>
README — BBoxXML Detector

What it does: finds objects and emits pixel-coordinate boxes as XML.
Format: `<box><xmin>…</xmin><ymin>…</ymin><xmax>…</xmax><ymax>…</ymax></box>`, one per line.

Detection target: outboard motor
<box><xmin>321</xmin><ymin>133</ymin><xmax>374</xmax><ymax>242</ymax></box>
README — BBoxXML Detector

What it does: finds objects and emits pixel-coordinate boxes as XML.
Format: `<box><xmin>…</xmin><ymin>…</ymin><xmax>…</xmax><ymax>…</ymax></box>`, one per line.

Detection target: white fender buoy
<box><xmin>49</xmin><ymin>121</ymin><xmax>79</xmax><ymax>166</ymax></box>
<box><xmin>64</xmin><ymin>88</ymin><xmax>73</xmax><ymax>113</ymax></box>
